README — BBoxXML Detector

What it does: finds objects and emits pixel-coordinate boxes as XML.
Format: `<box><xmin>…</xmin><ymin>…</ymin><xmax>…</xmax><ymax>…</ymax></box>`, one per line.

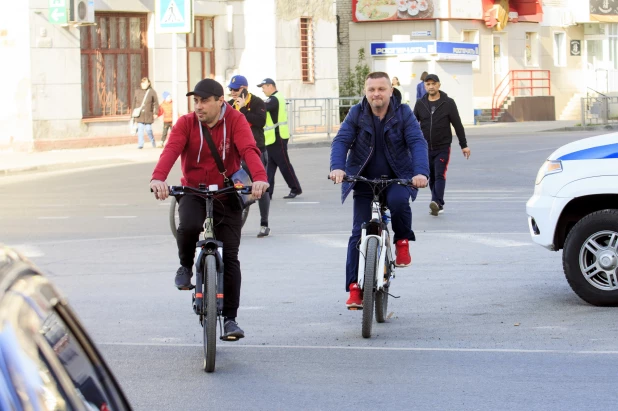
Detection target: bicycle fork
<box><xmin>357</xmin><ymin>230</ymin><xmax>390</xmax><ymax>291</ymax></box>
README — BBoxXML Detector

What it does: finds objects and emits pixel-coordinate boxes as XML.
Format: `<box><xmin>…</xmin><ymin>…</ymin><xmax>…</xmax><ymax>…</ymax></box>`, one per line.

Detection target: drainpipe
<box><xmin>435</xmin><ymin>19</ymin><xmax>440</xmax><ymax>40</ymax></box>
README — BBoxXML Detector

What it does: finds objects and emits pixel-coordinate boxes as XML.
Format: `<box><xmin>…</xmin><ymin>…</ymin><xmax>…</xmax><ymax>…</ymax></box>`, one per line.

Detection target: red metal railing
<box><xmin>492</xmin><ymin>70</ymin><xmax>551</xmax><ymax>119</ymax></box>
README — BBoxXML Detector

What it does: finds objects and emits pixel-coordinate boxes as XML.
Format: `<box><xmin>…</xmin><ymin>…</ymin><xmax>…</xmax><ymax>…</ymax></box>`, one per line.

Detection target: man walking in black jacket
<box><xmin>413</xmin><ymin>74</ymin><xmax>471</xmax><ymax>216</ymax></box>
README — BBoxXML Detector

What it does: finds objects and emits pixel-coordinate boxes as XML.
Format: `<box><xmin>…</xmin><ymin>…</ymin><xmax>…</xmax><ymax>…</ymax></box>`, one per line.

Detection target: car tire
<box><xmin>563</xmin><ymin>209</ymin><xmax>618</xmax><ymax>306</ymax></box>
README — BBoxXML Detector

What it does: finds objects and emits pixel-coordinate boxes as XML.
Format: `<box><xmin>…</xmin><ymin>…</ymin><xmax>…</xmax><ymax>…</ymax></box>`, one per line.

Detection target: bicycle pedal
<box><xmin>347</xmin><ymin>306</ymin><xmax>363</xmax><ymax>310</ymax></box>
<box><xmin>220</xmin><ymin>335</ymin><xmax>239</xmax><ymax>341</ymax></box>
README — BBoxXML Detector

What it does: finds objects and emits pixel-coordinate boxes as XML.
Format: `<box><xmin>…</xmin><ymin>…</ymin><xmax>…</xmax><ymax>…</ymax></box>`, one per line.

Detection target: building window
<box><xmin>80</xmin><ymin>13</ymin><xmax>148</xmax><ymax>118</ymax></box>
<box><xmin>462</xmin><ymin>29</ymin><xmax>480</xmax><ymax>71</ymax></box>
<box><xmin>187</xmin><ymin>17</ymin><xmax>215</xmax><ymax>111</ymax></box>
<box><xmin>553</xmin><ymin>31</ymin><xmax>566</xmax><ymax>67</ymax></box>
<box><xmin>300</xmin><ymin>17</ymin><xmax>314</xmax><ymax>83</ymax></box>
<box><xmin>525</xmin><ymin>32</ymin><xmax>539</xmax><ymax>67</ymax></box>
<box><xmin>609</xmin><ymin>23</ymin><xmax>618</xmax><ymax>70</ymax></box>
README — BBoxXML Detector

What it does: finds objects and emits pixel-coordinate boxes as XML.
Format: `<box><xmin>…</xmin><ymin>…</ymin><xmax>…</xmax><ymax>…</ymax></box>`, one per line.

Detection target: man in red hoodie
<box><xmin>150</xmin><ymin>79</ymin><xmax>269</xmax><ymax>340</ymax></box>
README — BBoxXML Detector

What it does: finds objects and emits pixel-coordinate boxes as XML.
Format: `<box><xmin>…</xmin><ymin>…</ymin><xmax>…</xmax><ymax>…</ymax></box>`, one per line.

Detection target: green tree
<box><xmin>339</xmin><ymin>48</ymin><xmax>370</xmax><ymax>121</ymax></box>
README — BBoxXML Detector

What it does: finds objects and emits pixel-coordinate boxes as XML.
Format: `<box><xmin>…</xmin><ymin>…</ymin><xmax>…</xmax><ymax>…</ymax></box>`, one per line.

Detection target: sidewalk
<box><xmin>0</xmin><ymin>120</ymin><xmax>593</xmax><ymax>176</ymax></box>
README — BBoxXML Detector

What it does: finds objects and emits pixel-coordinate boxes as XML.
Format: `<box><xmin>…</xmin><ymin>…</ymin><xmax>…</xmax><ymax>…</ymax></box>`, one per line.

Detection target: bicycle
<box><xmin>331</xmin><ymin>175</ymin><xmax>419</xmax><ymax>338</ymax></box>
<box><xmin>167</xmin><ymin>183</ymin><xmax>252</xmax><ymax>372</ymax></box>
<box><xmin>170</xmin><ymin>196</ymin><xmax>250</xmax><ymax>239</ymax></box>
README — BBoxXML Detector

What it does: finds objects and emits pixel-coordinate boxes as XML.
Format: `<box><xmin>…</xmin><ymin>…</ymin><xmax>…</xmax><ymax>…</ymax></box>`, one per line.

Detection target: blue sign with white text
<box><xmin>436</xmin><ymin>42</ymin><xmax>479</xmax><ymax>56</ymax></box>
<box><xmin>370</xmin><ymin>41</ymin><xmax>479</xmax><ymax>58</ymax></box>
<box><xmin>371</xmin><ymin>42</ymin><xmax>436</xmax><ymax>56</ymax></box>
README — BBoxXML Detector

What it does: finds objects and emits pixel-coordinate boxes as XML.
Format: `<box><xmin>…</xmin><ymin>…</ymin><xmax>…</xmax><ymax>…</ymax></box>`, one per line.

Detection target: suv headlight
<box><xmin>535</xmin><ymin>160</ymin><xmax>562</xmax><ymax>185</ymax></box>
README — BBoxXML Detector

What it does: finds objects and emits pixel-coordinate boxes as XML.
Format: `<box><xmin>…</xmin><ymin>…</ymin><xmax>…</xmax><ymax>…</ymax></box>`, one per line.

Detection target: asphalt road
<box><xmin>2</xmin><ymin>129</ymin><xmax>617</xmax><ymax>410</ymax></box>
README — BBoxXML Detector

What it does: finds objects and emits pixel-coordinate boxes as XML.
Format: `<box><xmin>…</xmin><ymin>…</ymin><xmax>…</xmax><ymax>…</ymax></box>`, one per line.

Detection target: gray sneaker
<box><xmin>429</xmin><ymin>201</ymin><xmax>440</xmax><ymax>216</ymax></box>
<box><xmin>175</xmin><ymin>266</ymin><xmax>194</xmax><ymax>290</ymax></box>
<box><xmin>257</xmin><ymin>226</ymin><xmax>270</xmax><ymax>238</ymax></box>
<box><xmin>222</xmin><ymin>320</ymin><xmax>245</xmax><ymax>341</ymax></box>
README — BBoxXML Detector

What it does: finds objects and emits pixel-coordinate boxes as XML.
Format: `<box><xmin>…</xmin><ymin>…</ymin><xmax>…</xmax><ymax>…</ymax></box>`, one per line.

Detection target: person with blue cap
<box><xmin>227</xmin><ymin>75</ymin><xmax>272</xmax><ymax>237</ymax></box>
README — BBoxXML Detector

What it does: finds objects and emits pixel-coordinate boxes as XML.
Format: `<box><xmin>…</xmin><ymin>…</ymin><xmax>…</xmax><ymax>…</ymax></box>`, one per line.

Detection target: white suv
<box><xmin>526</xmin><ymin>133</ymin><xmax>618</xmax><ymax>306</ymax></box>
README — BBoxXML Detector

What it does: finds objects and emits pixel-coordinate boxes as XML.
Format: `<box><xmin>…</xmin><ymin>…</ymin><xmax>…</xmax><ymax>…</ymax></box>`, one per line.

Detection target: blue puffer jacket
<box><xmin>330</xmin><ymin>95</ymin><xmax>429</xmax><ymax>203</ymax></box>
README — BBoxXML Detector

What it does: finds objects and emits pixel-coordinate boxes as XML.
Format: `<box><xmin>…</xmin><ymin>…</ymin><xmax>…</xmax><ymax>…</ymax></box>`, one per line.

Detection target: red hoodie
<box><xmin>151</xmin><ymin>103</ymin><xmax>267</xmax><ymax>188</ymax></box>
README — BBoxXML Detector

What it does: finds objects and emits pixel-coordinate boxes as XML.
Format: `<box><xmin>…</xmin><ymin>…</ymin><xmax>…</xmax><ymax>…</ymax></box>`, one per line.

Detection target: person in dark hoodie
<box><xmin>329</xmin><ymin>72</ymin><xmax>429</xmax><ymax>309</ymax></box>
<box><xmin>413</xmin><ymin>74</ymin><xmax>471</xmax><ymax>217</ymax></box>
<box><xmin>150</xmin><ymin>78</ymin><xmax>270</xmax><ymax>340</ymax></box>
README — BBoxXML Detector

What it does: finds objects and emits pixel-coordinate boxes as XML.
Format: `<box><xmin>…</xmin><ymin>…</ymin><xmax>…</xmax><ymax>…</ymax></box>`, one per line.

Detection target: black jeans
<box><xmin>177</xmin><ymin>194</ymin><xmax>243</xmax><ymax>318</ymax></box>
<box><xmin>428</xmin><ymin>147</ymin><xmax>451</xmax><ymax>207</ymax></box>
<box><xmin>266</xmin><ymin>138</ymin><xmax>302</xmax><ymax>197</ymax></box>
<box><xmin>241</xmin><ymin>150</ymin><xmax>270</xmax><ymax>227</ymax></box>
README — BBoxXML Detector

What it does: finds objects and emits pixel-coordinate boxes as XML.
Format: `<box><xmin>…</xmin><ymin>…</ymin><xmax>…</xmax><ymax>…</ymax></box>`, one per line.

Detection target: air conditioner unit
<box><xmin>69</xmin><ymin>0</ymin><xmax>95</xmax><ymax>24</ymax></box>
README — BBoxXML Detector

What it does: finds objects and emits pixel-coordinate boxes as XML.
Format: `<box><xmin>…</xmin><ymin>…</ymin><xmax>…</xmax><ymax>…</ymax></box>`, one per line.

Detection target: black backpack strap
<box><xmin>201</xmin><ymin>124</ymin><xmax>229</xmax><ymax>183</ymax></box>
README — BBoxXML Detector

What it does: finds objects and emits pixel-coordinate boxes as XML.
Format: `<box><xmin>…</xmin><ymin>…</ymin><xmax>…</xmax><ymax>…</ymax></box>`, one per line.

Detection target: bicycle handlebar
<box><xmin>327</xmin><ymin>174</ymin><xmax>420</xmax><ymax>188</ymax></box>
<box><xmin>151</xmin><ymin>184</ymin><xmax>252</xmax><ymax>196</ymax></box>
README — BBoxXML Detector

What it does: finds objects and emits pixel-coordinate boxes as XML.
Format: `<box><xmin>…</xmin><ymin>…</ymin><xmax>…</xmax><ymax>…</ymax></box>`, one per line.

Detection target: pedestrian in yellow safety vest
<box><xmin>257</xmin><ymin>78</ymin><xmax>303</xmax><ymax>199</ymax></box>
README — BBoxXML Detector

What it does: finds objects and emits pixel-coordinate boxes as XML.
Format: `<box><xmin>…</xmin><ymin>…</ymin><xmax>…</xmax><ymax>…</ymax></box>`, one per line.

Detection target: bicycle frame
<box><xmin>356</xmin><ymin>195</ymin><xmax>392</xmax><ymax>292</ymax></box>
<box><xmin>194</xmin><ymin>191</ymin><xmax>225</xmax><ymax>316</ymax></box>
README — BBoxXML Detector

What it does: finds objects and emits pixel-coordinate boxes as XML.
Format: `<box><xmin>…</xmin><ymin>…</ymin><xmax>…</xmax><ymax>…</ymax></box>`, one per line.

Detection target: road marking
<box><xmin>99</xmin><ymin>203</ymin><xmax>128</xmax><ymax>207</ymax></box>
<box><xmin>286</xmin><ymin>202</ymin><xmax>320</xmax><ymax>204</ymax></box>
<box><xmin>31</xmin><ymin>234</ymin><xmax>171</xmax><ymax>245</ymax></box>
<box><xmin>38</xmin><ymin>216</ymin><xmax>69</xmax><ymax>220</ymax></box>
<box><xmin>300</xmin><ymin>234</ymin><xmax>348</xmax><ymax>248</ymax></box>
<box><xmin>9</xmin><ymin>244</ymin><xmax>45</xmax><ymax>257</ymax></box>
<box><xmin>103</xmin><ymin>216</ymin><xmax>137</xmax><ymax>219</ymax></box>
<box><xmin>442</xmin><ymin>233</ymin><xmax>532</xmax><ymax>247</ymax></box>
<box><xmin>159</xmin><ymin>202</ymin><xmax>172</xmax><ymax>206</ymax></box>
<box><xmin>96</xmin><ymin>341</ymin><xmax>618</xmax><ymax>355</ymax></box>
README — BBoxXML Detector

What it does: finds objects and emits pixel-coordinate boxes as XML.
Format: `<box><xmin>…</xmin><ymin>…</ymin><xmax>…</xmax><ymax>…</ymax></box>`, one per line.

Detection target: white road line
<box><xmin>300</xmin><ymin>234</ymin><xmax>348</xmax><ymax>248</ymax></box>
<box><xmin>9</xmin><ymin>244</ymin><xmax>45</xmax><ymax>257</ymax></box>
<box><xmin>286</xmin><ymin>202</ymin><xmax>320</xmax><ymax>204</ymax></box>
<box><xmin>38</xmin><ymin>216</ymin><xmax>69</xmax><ymax>220</ymax></box>
<box><xmin>31</xmin><ymin>234</ymin><xmax>171</xmax><ymax>245</ymax></box>
<box><xmin>99</xmin><ymin>203</ymin><xmax>129</xmax><ymax>207</ymax></box>
<box><xmin>103</xmin><ymin>216</ymin><xmax>137</xmax><ymax>219</ymax></box>
<box><xmin>96</xmin><ymin>342</ymin><xmax>618</xmax><ymax>355</ymax></box>
<box><xmin>159</xmin><ymin>202</ymin><xmax>171</xmax><ymax>206</ymax></box>
<box><xmin>38</xmin><ymin>204</ymin><xmax>70</xmax><ymax>208</ymax></box>
<box><xmin>442</xmin><ymin>233</ymin><xmax>532</xmax><ymax>247</ymax></box>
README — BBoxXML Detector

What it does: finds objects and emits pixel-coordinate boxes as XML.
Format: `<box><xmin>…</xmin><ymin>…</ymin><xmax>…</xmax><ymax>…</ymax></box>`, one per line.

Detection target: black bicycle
<box><xmin>168</xmin><ymin>183</ymin><xmax>251</xmax><ymax>372</ymax></box>
<box><xmin>170</xmin><ymin>197</ymin><xmax>250</xmax><ymax>239</ymax></box>
<box><xmin>331</xmin><ymin>175</ymin><xmax>419</xmax><ymax>338</ymax></box>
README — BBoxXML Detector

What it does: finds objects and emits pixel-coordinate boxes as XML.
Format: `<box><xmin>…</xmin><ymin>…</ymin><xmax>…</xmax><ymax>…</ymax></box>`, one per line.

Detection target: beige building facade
<box><xmin>1</xmin><ymin>0</ymin><xmax>338</xmax><ymax>151</ymax></box>
<box><xmin>336</xmin><ymin>0</ymin><xmax>618</xmax><ymax>123</ymax></box>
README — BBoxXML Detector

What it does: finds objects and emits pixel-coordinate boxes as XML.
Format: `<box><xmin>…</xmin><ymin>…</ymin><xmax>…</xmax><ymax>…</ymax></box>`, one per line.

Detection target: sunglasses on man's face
<box><xmin>229</xmin><ymin>88</ymin><xmax>239</xmax><ymax>92</ymax></box>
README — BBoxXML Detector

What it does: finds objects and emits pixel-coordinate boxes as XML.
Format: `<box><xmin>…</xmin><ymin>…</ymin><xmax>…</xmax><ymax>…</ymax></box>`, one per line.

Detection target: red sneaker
<box><xmin>346</xmin><ymin>282</ymin><xmax>362</xmax><ymax>309</ymax></box>
<box><xmin>395</xmin><ymin>239</ymin><xmax>412</xmax><ymax>267</ymax></box>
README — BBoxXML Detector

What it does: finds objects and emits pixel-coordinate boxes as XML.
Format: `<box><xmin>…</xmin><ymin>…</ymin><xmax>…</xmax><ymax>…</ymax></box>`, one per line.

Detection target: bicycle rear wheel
<box><xmin>241</xmin><ymin>205</ymin><xmax>250</xmax><ymax>228</ymax></box>
<box><xmin>203</xmin><ymin>254</ymin><xmax>217</xmax><ymax>373</ymax></box>
<box><xmin>375</xmin><ymin>257</ymin><xmax>389</xmax><ymax>323</ymax></box>
<box><xmin>169</xmin><ymin>197</ymin><xmax>179</xmax><ymax>239</ymax></box>
<box><xmin>362</xmin><ymin>237</ymin><xmax>379</xmax><ymax>338</ymax></box>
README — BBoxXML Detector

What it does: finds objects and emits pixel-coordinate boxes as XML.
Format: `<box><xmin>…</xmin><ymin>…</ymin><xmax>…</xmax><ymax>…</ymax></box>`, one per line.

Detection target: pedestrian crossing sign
<box><xmin>155</xmin><ymin>0</ymin><xmax>193</xmax><ymax>33</ymax></box>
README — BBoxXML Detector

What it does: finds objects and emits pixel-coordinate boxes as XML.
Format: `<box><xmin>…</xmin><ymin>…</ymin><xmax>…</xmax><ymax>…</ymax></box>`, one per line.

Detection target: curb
<box><xmin>0</xmin><ymin>158</ymin><xmax>133</xmax><ymax>177</ymax></box>
<box><xmin>542</xmin><ymin>125</ymin><xmax>618</xmax><ymax>132</ymax></box>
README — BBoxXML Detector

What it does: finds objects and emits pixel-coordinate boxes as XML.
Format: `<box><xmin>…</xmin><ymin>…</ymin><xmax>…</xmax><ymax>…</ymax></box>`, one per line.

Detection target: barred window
<box><xmin>79</xmin><ymin>13</ymin><xmax>148</xmax><ymax>118</ymax></box>
<box><xmin>300</xmin><ymin>17</ymin><xmax>314</xmax><ymax>84</ymax></box>
<box><xmin>187</xmin><ymin>17</ymin><xmax>215</xmax><ymax>111</ymax></box>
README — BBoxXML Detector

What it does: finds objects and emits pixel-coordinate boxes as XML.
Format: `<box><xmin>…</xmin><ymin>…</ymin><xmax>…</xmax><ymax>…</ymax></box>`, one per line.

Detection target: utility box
<box><xmin>69</xmin><ymin>0</ymin><xmax>95</xmax><ymax>24</ymax></box>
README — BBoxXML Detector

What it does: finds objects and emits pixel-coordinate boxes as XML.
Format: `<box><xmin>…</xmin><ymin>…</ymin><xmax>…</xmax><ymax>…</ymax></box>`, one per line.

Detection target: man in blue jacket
<box><xmin>329</xmin><ymin>72</ymin><xmax>429</xmax><ymax>308</ymax></box>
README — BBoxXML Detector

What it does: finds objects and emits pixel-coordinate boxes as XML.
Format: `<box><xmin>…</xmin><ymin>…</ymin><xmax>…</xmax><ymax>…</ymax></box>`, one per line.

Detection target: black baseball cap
<box><xmin>186</xmin><ymin>78</ymin><xmax>224</xmax><ymax>99</ymax></box>
<box><xmin>424</xmin><ymin>74</ymin><xmax>440</xmax><ymax>83</ymax></box>
<box><xmin>257</xmin><ymin>78</ymin><xmax>276</xmax><ymax>87</ymax></box>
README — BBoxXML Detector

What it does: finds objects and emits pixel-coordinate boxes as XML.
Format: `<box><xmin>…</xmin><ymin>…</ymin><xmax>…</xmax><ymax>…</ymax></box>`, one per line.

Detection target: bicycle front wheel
<box><xmin>169</xmin><ymin>197</ymin><xmax>179</xmax><ymax>239</ymax></box>
<box><xmin>362</xmin><ymin>237</ymin><xmax>379</xmax><ymax>338</ymax></box>
<box><xmin>375</xmin><ymin>258</ymin><xmax>389</xmax><ymax>323</ymax></box>
<box><xmin>203</xmin><ymin>254</ymin><xmax>217</xmax><ymax>373</ymax></box>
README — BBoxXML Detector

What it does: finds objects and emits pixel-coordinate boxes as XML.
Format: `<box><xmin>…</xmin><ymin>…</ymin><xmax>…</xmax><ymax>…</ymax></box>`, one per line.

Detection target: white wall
<box><xmin>1</xmin><ymin>2</ymin><xmax>34</xmax><ymax>149</ymax></box>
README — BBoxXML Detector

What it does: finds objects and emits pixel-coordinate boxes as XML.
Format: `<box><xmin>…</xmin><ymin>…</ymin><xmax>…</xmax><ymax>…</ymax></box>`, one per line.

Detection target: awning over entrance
<box><xmin>483</xmin><ymin>0</ymin><xmax>543</xmax><ymax>30</ymax></box>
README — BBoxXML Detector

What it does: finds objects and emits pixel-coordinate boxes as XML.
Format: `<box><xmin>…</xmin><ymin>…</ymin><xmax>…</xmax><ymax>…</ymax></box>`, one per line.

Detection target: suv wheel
<box><xmin>563</xmin><ymin>209</ymin><xmax>618</xmax><ymax>306</ymax></box>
